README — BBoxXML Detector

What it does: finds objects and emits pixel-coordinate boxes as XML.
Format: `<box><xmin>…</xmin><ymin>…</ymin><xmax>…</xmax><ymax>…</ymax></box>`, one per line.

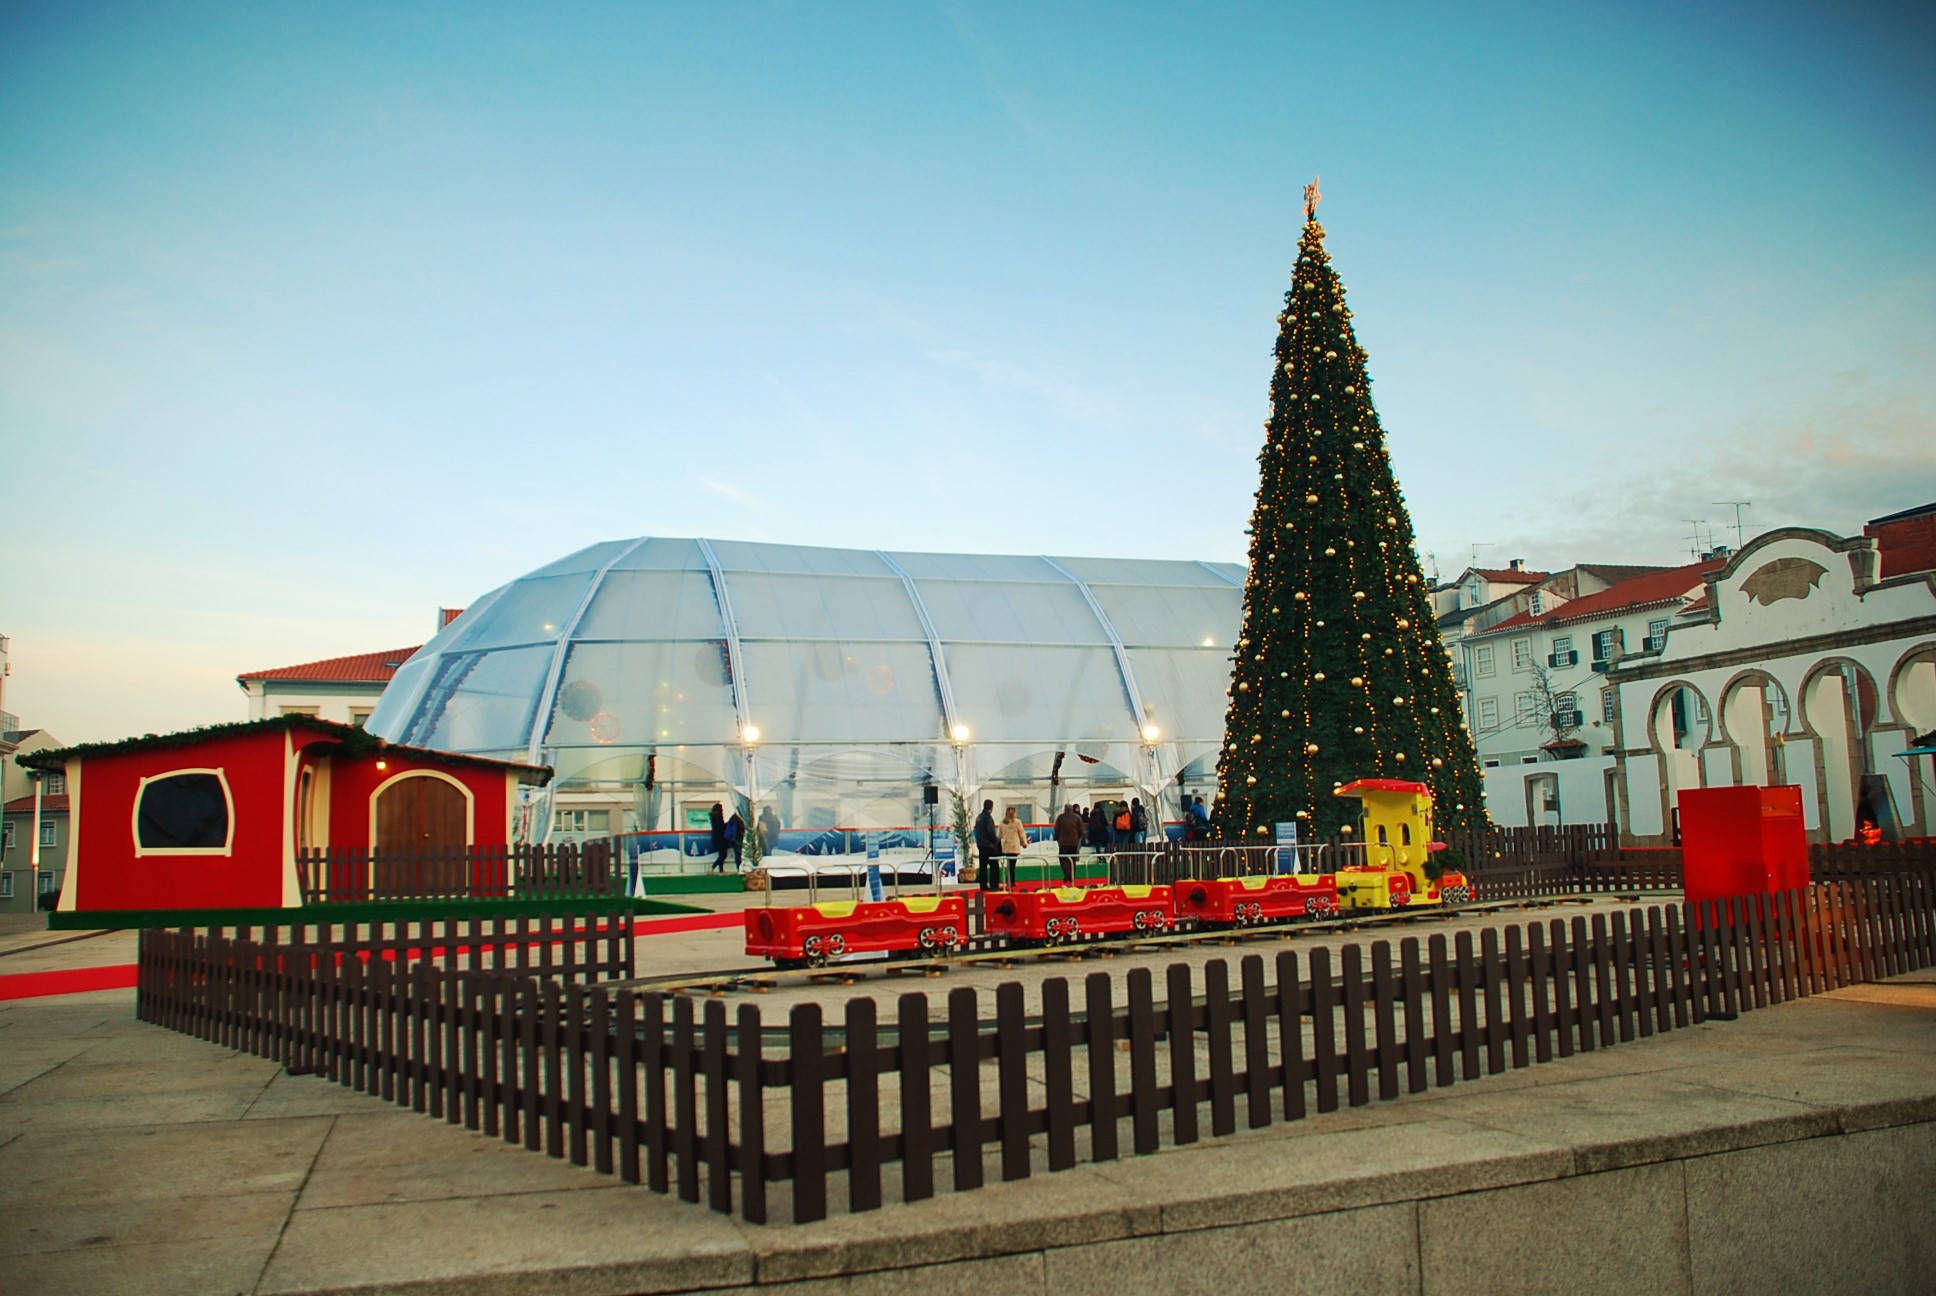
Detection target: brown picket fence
<box><xmin>297</xmin><ymin>840</ymin><xmax>623</xmax><ymax>905</ymax></box>
<box><xmin>137</xmin><ymin>863</ymin><xmax>1934</xmax><ymax>1225</ymax></box>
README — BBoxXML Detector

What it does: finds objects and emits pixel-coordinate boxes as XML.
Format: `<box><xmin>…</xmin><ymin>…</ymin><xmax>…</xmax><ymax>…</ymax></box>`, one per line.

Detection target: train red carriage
<box><xmin>981</xmin><ymin>883</ymin><xmax>1174</xmax><ymax>944</ymax></box>
<box><xmin>743</xmin><ymin>893</ymin><xmax>967</xmax><ymax>967</ymax></box>
<box><xmin>1170</xmin><ymin>871</ymin><xmax>1340</xmax><ymax>926</ymax></box>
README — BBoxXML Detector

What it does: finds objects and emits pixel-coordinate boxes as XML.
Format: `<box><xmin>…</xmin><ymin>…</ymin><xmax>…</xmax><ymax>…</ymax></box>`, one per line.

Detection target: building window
<box><xmin>553</xmin><ymin>809</ymin><xmax>610</xmax><ymax>835</ymax></box>
<box><xmin>39</xmin><ymin>821</ymin><xmax>56</xmax><ymax>848</ymax></box>
<box><xmin>1474</xmin><ymin>644</ymin><xmax>1496</xmax><ymax>678</ymax></box>
<box><xmin>1515</xmin><ymin>692</ymin><xmax>1540</xmax><ymax>727</ymax></box>
<box><xmin>1647</xmin><ymin>619</ymin><xmax>1668</xmax><ymax>651</ymax></box>
<box><xmin>1550</xmin><ymin>636</ymin><xmax>1575</xmax><ymax>668</ymax></box>
<box><xmin>1511</xmin><ymin>638</ymin><xmax>1532</xmax><ymax>671</ymax></box>
<box><xmin>349</xmin><ymin>708</ymin><xmax>374</xmax><ymax>728</ymax></box>
<box><xmin>1693</xmin><ymin>692</ymin><xmax>1710</xmax><ymax>725</ymax></box>
<box><xmin>1602</xmin><ymin>689</ymin><xmax>1616</xmax><ymax>722</ymax></box>
<box><xmin>1478</xmin><ymin>698</ymin><xmax>1499</xmax><ymax>729</ymax></box>
<box><xmin>0</xmin><ymin>872</ymin><xmax>11</xmax><ymax>899</ymax></box>
<box><xmin>279</xmin><ymin>705</ymin><xmax>320</xmax><ymax>718</ymax></box>
<box><xmin>42</xmin><ymin>772</ymin><xmax>66</xmax><ymax>795</ymax></box>
<box><xmin>37</xmin><ymin>871</ymin><xmax>56</xmax><ymax>895</ymax></box>
<box><xmin>1556</xmin><ymin>691</ymin><xmax>1578</xmax><ymax>717</ymax></box>
<box><xmin>1483</xmin><ymin>759</ymin><xmax>1501</xmax><ymax>768</ymax></box>
<box><xmin>1</xmin><ymin>822</ymin><xmax>12</xmax><ymax>853</ymax></box>
<box><xmin>1592</xmin><ymin>629</ymin><xmax>1619</xmax><ymax>662</ymax></box>
<box><xmin>136</xmin><ymin>771</ymin><xmax>233</xmax><ymax>851</ymax></box>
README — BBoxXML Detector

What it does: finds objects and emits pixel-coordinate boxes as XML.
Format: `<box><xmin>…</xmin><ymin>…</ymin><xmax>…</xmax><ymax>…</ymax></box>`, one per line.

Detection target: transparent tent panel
<box><xmin>608</xmin><ymin>537</ymin><xmax>707</xmax><ymax>571</ymax></box>
<box><xmin>722</xmin><ymin>572</ymin><xmax>926</xmax><ymax>641</ymax></box>
<box><xmin>914</xmin><ymin>577</ymin><xmax>1110</xmax><ymax>644</ymax></box>
<box><xmin>1125</xmin><ymin>646</ymin><xmax>1238</xmax><ymax>740</ymax></box>
<box><xmin>444</xmin><ymin>573</ymin><xmax>592</xmax><ymax>654</ymax></box>
<box><xmin>366</xmin><ymin>655</ymin><xmax>436</xmax><ymax>736</ymax></box>
<box><xmin>709</xmin><ymin>539</ymin><xmax>894</xmax><ymax>577</ymax></box>
<box><xmin>1090</xmin><ymin>583</ymin><xmax>1243</xmax><ymax>649</ymax></box>
<box><xmin>886</xmin><ymin>551</ymin><xmax>1063</xmax><ymax>583</ymax></box>
<box><xmin>737</xmin><ymin>639</ymin><xmax>944</xmax><ymax>743</ymax></box>
<box><xmin>518</xmin><ymin>539</ymin><xmax>640</xmax><ymax>582</ymax></box>
<box><xmin>542</xmin><ymin>640</ymin><xmax>740</xmax><ymax>749</ymax></box>
<box><xmin>401</xmin><ymin>645</ymin><xmax>553</xmax><ymax>752</ymax></box>
<box><xmin>1053</xmin><ymin>556</ymin><xmax>1240</xmax><ymax>588</ymax></box>
<box><xmin>571</xmin><ymin>569</ymin><xmax>725</xmax><ymax>641</ymax></box>
<box><xmin>943</xmin><ymin>642</ymin><xmax>1133</xmax><ymax>743</ymax></box>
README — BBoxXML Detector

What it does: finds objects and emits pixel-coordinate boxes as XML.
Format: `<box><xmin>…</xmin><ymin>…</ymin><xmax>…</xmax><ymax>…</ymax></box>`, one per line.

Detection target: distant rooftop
<box><xmin>236</xmin><ymin>647</ymin><xmax>421</xmax><ymax>685</ymax></box>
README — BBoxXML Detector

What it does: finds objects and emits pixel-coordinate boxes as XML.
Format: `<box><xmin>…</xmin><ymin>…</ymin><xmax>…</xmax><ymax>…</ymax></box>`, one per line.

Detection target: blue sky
<box><xmin>3</xmin><ymin>1</ymin><xmax>1933</xmax><ymax>741</ymax></box>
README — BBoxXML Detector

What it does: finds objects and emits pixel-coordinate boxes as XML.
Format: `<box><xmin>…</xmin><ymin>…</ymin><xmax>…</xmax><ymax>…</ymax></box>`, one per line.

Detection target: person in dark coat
<box><xmin>973</xmin><ymin>799</ymin><xmax>1001</xmax><ymax>890</ymax></box>
<box><xmin>707</xmin><ymin>803</ymin><xmax>729</xmax><ymax>871</ymax></box>
<box><xmin>724</xmin><ymin>812</ymin><xmax>745</xmax><ymax>869</ymax></box>
<box><xmin>1054</xmin><ymin>803</ymin><xmax>1084</xmax><ymax>884</ymax></box>
<box><xmin>1129</xmin><ymin>798</ymin><xmax>1149</xmax><ymax>847</ymax></box>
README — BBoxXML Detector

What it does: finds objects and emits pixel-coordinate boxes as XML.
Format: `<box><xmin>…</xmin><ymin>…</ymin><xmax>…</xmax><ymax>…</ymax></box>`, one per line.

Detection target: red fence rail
<box><xmin>139</xmin><ymin>858</ymin><xmax>1933</xmax><ymax>1225</ymax></box>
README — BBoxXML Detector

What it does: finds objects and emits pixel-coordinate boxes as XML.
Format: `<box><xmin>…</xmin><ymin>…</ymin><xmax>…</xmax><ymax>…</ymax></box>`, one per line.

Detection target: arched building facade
<box><xmin>1607</xmin><ymin>527</ymin><xmax>1936</xmax><ymax>844</ymax></box>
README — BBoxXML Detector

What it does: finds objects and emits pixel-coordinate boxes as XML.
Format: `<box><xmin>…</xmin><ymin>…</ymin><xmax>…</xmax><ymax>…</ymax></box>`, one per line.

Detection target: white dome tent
<box><xmin>366</xmin><ymin>537</ymin><xmax>1243</xmax><ymax>860</ymax></box>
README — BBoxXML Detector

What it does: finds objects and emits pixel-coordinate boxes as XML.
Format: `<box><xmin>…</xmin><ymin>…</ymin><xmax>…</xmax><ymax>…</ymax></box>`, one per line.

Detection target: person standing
<box><xmin>1054</xmin><ymin>802</ymin><xmax>1084</xmax><ymax>884</ymax></box>
<box><xmin>998</xmin><ymin>806</ymin><xmax>1028</xmax><ymax>885</ymax></box>
<box><xmin>757</xmin><ymin>805</ymin><xmax>782</xmax><ymax>858</ymax></box>
<box><xmin>724</xmin><ymin>811</ymin><xmax>745</xmax><ymax>869</ymax></box>
<box><xmin>708</xmin><ymin>802</ymin><xmax>728</xmax><ymax>872</ymax></box>
<box><xmin>1130</xmin><ymin>797</ymin><xmax>1149</xmax><ymax>847</ymax></box>
<box><xmin>974</xmin><ymin>799</ymin><xmax>1001</xmax><ymax>890</ymax></box>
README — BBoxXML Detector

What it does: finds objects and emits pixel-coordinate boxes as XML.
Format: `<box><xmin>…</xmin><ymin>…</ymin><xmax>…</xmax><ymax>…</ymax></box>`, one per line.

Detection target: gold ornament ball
<box><xmin>1350</xmin><ymin>676</ymin><xmax>1364</xmax><ymax>686</ymax></box>
<box><xmin>1280</xmin><ymin>709</ymin><xmax>1291</xmax><ymax>718</ymax></box>
<box><xmin>1352</xmin><ymin>591</ymin><xmax>1366</xmax><ymax>601</ymax></box>
<box><xmin>1313</xmin><ymin>671</ymin><xmax>1326</xmax><ymax>681</ymax></box>
<box><xmin>1246</xmin><ymin>775</ymin><xmax>1257</xmax><ymax>785</ymax></box>
<box><xmin>1396</xmin><ymin>618</ymin><xmax>1410</xmax><ymax>629</ymax></box>
<box><xmin>1431</xmin><ymin>757</ymin><xmax>1445</xmax><ymax>768</ymax></box>
<box><xmin>1361</xmin><ymin>633</ymin><xmax>1372</xmax><ymax>641</ymax></box>
<box><xmin>1305</xmin><ymin>493</ymin><xmax>1319</xmax><ymax>503</ymax></box>
<box><xmin>1305</xmin><ymin>742</ymin><xmax>1320</xmax><ymax>754</ymax></box>
<box><xmin>1352</xmin><ymin>726</ymin><xmax>1364</xmax><ymax>734</ymax></box>
<box><xmin>1324</xmin><ymin>546</ymin><xmax>1336</xmax><ymax>556</ymax></box>
<box><xmin>1395</xmin><ymin>752</ymin><xmax>1406</xmax><ymax>762</ymax></box>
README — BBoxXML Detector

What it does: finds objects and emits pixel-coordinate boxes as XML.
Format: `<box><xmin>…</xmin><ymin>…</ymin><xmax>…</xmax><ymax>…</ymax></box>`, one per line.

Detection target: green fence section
<box><xmin>50</xmin><ymin>894</ymin><xmax>704</xmax><ymax>932</ymax></box>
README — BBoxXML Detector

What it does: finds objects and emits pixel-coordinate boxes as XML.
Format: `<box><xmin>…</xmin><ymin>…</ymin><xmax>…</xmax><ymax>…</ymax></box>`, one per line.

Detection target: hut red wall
<box><xmin>70</xmin><ymin>729</ymin><xmax>291</xmax><ymax>912</ymax></box>
<box><xmin>324</xmin><ymin>755</ymin><xmax>514</xmax><ymax>851</ymax></box>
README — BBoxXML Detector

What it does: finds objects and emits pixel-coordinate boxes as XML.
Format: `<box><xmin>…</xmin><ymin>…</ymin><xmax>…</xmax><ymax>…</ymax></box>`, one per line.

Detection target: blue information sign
<box><xmin>1274</xmin><ymin>821</ymin><xmax>1299</xmax><ymax>874</ymax></box>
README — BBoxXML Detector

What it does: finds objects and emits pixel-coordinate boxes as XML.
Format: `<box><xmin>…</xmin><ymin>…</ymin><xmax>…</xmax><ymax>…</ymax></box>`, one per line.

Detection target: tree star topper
<box><xmin>1303</xmin><ymin>175</ymin><xmax>1322</xmax><ymax>220</ymax></box>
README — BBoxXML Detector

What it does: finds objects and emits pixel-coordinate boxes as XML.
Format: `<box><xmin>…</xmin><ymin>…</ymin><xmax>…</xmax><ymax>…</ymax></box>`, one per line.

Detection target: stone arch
<box><xmin>1888</xmin><ymin>643</ymin><xmax>1936</xmax><ymax>736</ymax></box>
<box><xmin>1798</xmin><ymin>658</ymin><xmax>1881</xmax><ymax>842</ymax></box>
<box><xmin>1715</xmin><ymin>668</ymin><xmax>1793</xmax><ymax>788</ymax></box>
<box><xmin>1645</xmin><ymin>680</ymin><xmax>1710</xmax><ymax>839</ymax></box>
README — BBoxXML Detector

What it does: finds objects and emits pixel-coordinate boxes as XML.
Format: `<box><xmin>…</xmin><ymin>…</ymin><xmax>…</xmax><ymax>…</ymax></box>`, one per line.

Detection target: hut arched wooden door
<box><xmin>374</xmin><ymin>775</ymin><xmax>470</xmax><ymax>896</ymax></box>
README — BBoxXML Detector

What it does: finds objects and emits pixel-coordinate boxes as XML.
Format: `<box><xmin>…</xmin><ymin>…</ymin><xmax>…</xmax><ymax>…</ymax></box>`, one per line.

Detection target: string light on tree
<box><xmin>1213</xmin><ymin>179</ymin><xmax>1488</xmax><ymax>840</ymax></box>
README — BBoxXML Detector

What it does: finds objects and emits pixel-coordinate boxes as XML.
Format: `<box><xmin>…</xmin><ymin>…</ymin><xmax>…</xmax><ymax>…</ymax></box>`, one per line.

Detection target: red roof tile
<box><xmin>1475</xmin><ymin>559</ymin><xmax>1726</xmax><ymax>636</ymax></box>
<box><xmin>237</xmin><ymin>647</ymin><xmax>421</xmax><ymax>684</ymax></box>
<box><xmin>1469</xmin><ymin>568</ymin><xmax>1547</xmax><ymax>584</ymax></box>
<box><xmin>4</xmin><ymin>793</ymin><xmax>69</xmax><ymax>814</ymax></box>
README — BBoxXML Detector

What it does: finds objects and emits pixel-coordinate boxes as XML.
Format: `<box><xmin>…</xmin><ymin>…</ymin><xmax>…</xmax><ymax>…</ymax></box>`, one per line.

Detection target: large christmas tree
<box><xmin>1214</xmin><ymin>187</ymin><xmax>1487</xmax><ymax>841</ymax></box>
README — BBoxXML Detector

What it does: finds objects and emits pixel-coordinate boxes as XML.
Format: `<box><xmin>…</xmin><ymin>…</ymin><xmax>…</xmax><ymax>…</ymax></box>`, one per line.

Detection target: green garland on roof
<box><xmin>13</xmin><ymin>714</ymin><xmax>547</xmax><ymax>782</ymax></box>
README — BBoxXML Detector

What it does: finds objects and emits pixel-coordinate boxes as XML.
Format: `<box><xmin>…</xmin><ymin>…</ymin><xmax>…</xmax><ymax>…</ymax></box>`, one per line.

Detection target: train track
<box><xmin>610</xmin><ymin>893</ymin><xmax>1650</xmax><ymax>997</ymax></box>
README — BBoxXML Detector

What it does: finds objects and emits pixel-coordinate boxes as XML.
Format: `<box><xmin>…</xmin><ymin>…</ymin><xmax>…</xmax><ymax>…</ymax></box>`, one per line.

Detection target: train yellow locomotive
<box><xmin>1331</xmin><ymin>778</ymin><xmax>1474</xmax><ymax>910</ymax></box>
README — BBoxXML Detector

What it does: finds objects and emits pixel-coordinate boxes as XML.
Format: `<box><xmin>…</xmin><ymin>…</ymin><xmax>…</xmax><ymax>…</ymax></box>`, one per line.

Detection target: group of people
<box><xmin>707</xmin><ymin>802</ymin><xmax>784</xmax><ymax>872</ymax></box>
<box><xmin>975</xmin><ymin>797</ymin><xmax>1176</xmax><ymax>889</ymax></box>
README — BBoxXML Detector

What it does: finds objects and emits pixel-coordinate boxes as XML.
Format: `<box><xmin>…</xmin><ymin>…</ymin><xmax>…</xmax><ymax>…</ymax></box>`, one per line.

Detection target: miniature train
<box><xmin>744</xmin><ymin>778</ymin><xmax>1475</xmax><ymax>966</ymax></box>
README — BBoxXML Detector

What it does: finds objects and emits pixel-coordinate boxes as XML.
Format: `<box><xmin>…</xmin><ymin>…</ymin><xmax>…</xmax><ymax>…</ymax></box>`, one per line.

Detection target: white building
<box><xmin>235</xmin><ymin>610</ymin><xmax>460</xmax><ymax>726</ymax></box>
<box><xmin>1606</xmin><ymin>524</ymin><xmax>1936</xmax><ymax>844</ymax></box>
<box><xmin>1458</xmin><ymin>558</ymin><xmax>1725</xmax><ymax>827</ymax></box>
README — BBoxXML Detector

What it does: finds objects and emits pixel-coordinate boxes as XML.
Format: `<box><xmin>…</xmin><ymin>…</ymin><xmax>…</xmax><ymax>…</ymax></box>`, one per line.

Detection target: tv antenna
<box><xmin>1468</xmin><ymin>542</ymin><xmax>1495</xmax><ymax>569</ymax></box>
<box><xmin>1710</xmin><ymin>501</ymin><xmax>1751</xmax><ymax>549</ymax></box>
<box><xmin>1681</xmin><ymin>519</ymin><xmax>1712</xmax><ymax>560</ymax></box>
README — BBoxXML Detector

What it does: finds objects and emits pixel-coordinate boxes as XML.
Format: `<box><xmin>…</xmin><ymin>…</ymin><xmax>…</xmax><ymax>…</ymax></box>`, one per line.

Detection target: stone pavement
<box><xmin>1</xmin><ymin>913</ymin><xmax>1933</xmax><ymax>1295</ymax></box>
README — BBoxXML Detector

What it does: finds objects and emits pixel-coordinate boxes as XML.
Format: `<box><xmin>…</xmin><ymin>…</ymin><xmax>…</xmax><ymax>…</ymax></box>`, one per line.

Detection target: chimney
<box><xmin>1509</xmin><ymin>558</ymin><xmax>1526</xmax><ymax>572</ymax></box>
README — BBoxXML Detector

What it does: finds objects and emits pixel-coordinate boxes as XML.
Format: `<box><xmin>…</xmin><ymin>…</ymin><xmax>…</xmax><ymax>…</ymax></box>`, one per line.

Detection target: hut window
<box><xmin>1401</xmin><ymin>824</ymin><xmax>1412</xmax><ymax>846</ymax></box>
<box><xmin>1376</xmin><ymin>824</ymin><xmax>1388</xmax><ymax>844</ymax></box>
<box><xmin>137</xmin><ymin>772</ymin><xmax>231</xmax><ymax>850</ymax></box>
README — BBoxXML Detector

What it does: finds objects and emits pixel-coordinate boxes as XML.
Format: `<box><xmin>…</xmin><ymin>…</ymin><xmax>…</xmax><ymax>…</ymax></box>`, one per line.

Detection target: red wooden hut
<box><xmin>14</xmin><ymin>716</ymin><xmax>549</xmax><ymax>916</ymax></box>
